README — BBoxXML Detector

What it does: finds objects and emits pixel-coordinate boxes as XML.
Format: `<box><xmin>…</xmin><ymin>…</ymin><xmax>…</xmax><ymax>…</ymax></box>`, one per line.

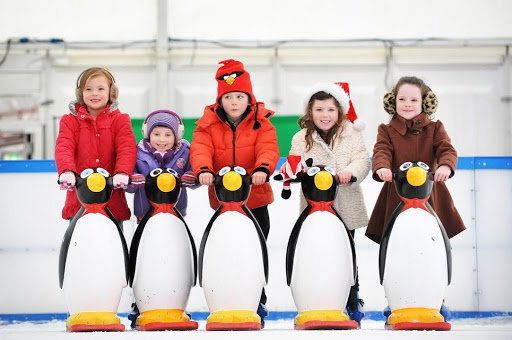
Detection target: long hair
<box><xmin>298</xmin><ymin>91</ymin><xmax>347</xmax><ymax>151</ymax></box>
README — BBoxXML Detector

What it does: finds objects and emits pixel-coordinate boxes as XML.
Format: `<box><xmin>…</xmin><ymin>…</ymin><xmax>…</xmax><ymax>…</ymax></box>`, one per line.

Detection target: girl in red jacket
<box><xmin>190</xmin><ymin>59</ymin><xmax>280</xmax><ymax>327</ymax></box>
<box><xmin>55</xmin><ymin>67</ymin><xmax>137</xmax><ymax>222</ymax></box>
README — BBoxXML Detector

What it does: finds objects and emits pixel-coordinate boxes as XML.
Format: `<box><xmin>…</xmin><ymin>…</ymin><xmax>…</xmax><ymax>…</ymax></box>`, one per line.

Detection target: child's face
<box><xmin>220</xmin><ymin>92</ymin><xmax>249</xmax><ymax>120</ymax></box>
<box><xmin>311</xmin><ymin>98</ymin><xmax>339</xmax><ymax>133</ymax></box>
<box><xmin>83</xmin><ymin>75</ymin><xmax>110</xmax><ymax>113</ymax></box>
<box><xmin>396</xmin><ymin>84</ymin><xmax>422</xmax><ymax>120</ymax></box>
<box><xmin>149</xmin><ymin>126</ymin><xmax>175</xmax><ymax>152</ymax></box>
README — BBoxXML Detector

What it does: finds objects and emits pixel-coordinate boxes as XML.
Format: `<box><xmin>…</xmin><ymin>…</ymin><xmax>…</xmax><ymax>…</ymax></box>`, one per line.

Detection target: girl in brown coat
<box><xmin>366</xmin><ymin>76</ymin><xmax>466</xmax><ymax>244</ymax></box>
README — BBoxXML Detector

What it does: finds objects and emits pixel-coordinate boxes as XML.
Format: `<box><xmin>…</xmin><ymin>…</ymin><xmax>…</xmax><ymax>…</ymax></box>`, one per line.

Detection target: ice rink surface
<box><xmin>1</xmin><ymin>317</ymin><xmax>512</xmax><ymax>340</ymax></box>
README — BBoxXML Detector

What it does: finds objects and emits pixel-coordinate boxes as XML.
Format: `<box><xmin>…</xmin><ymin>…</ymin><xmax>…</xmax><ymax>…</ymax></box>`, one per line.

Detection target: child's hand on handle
<box><xmin>252</xmin><ymin>171</ymin><xmax>267</xmax><ymax>186</ymax></box>
<box><xmin>376</xmin><ymin>168</ymin><xmax>393</xmax><ymax>182</ymax></box>
<box><xmin>199</xmin><ymin>172</ymin><xmax>214</xmax><ymax>186</ymax></box>
<box><xmin>128</xmin><ymin>173</ymin><xmax>145</xmax><ymax>188</ymax></box>
<box><xmin>181</xmin><ymin>171</ymin><xmax>196</xmax><ymax>186</ymax></box>
<box><xmin>58</xmin><ymin>171</ymin><xmax>76</xmax><ymax>191</ymax></box>
<box><xmin>337</xmin><ymin>170</ymin><xmax>354</xmax><ymax>184</ymax></box>
<box><xmin>434</xmin><ymin>165</ymin><xmax>451</xmax><ymax>182</ymax></box>
<box><xmin>113</xmin><ymin>173</ymin><xmax>130</xmax><ymax>189</ymax></box>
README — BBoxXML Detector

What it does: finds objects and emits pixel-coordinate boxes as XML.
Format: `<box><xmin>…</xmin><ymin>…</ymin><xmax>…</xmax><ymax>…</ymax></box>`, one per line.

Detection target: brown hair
<box><xmin>298</xmin><ymin>91</ymin><xmax>346</xmax><ymax>151</ymax></box>
<box><xmin>75</xmin><ymin>67</ymin><xmax>118</xmax><ymax>105</ymax></box>
<box><xmin>393</xmin><ymin>76</ymin><xmax>430</xmax><ymax>98</ymax></box>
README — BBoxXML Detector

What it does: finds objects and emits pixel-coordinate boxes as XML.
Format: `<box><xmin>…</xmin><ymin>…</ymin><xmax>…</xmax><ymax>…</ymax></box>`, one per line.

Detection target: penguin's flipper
<box><xmin>379</xmin><ymin>203</ymin><xmax>404</xmax><ymax>285</ymax></box>
<box><xmin>426</xmin><ymin>202</ymin><xmax>453</xmax><ymax>285</ymax></box>
<box><xmin>244</xmin><ymin>206</ymin><xmax>269</xmax><ymax>283</ymax></box>
<box><xmin>198</xmin><ymin>206</ymin><xmax>222</xmax><ymax>287</ymax></box>
<box><xmin>59</xmin><ymin>207</ymin><xmax>85</xmax><ymax>288</ymax></box>
<box><xmin>285</xmin><ymin>206</ymin><xmax>311</xmax><ymax>286</ymax></box>
<box><xmin>332</xmin><ymin>208</ymin><xmax>357</xmax><ymax>283</ymax></box>
<box><xmin>128</xmin><ymin>207</ymin><xmax>154</xmax><ymax>286</ymax></box>
<box><xmin>179</xmin><ymin>216</ymin><xmax>198</xmax><ymax>286</ymax></box>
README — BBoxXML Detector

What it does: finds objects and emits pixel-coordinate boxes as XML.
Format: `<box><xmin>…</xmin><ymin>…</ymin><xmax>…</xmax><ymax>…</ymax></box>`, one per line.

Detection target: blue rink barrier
<box><xmin>1</xmin><ymin>311</ymin><xmax>512</xmax><ymax>323</ymax></box>
<box><xmin>1</xmin><ymin>157</ymin><xmax>511</xmax><ymax>173</ymax></box>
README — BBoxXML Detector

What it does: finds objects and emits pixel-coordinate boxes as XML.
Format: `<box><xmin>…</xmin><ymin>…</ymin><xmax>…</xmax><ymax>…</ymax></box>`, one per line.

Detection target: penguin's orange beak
<box><xmin>223</xmin><ymin>171</ymin><xmax>242</xmax><ymax>191</ymax></box>
<box><xmin>407</xmin><ymin>166</ymin><xmax>427</xmax><ymax>186</ymax></box>
<box><xmin>314</xmin><ymin>171</ymin><xmax>333</xmax><ymax>191</ymax></box>
<box><xmin>87</xmin><ymin>173</ymin><xmax>106</xmax><ymax>192</ymax></box>
<box><xmin>157</xmin><ymin>173</ymin><xmax>175</xmax><ymax>192</ymax></box>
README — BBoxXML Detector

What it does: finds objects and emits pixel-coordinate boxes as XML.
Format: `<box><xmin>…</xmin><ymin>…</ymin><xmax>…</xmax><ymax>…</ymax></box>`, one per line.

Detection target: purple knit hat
<box><xmin>143</xmin><ymin>110</ymin><xmax>184</xmax><ymax>140</ymax></box>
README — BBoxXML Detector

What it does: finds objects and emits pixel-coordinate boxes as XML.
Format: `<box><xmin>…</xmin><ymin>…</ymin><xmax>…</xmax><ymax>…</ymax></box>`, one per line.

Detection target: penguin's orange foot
<box><xmin>294</xmin><ymin>310</ymin><xmax>359</xmax><ymax>330</ymax></box>
<box><xmin>206</xmin><ymin>310</ymin><xmax>261</xmax><ymax>331</ymax></box>
<box><xmin>135</xmin><ymin>309</ymin><xmax>198</xmax><ymax>331</ymax></box>
<box><xmin>386</xmin><ymin>307</ymin><xmax>451</xmax><ymax>331</ymax></box>
<box><xmin>66</xmin><ymin>312</ymin><xmax>124</xmax><ymax>332</ymax></box>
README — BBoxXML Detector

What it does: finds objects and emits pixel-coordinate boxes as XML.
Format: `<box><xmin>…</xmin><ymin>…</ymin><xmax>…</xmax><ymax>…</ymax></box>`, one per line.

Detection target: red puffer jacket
<box><xmin>55</xmin><ymin>102</ymin><xmax>137</xmax><ymax>220</ymax></box>
<box><xmin>190</xmin><ymin>103</ymin><xmax>280</xmax><ymax>210</ymax></box>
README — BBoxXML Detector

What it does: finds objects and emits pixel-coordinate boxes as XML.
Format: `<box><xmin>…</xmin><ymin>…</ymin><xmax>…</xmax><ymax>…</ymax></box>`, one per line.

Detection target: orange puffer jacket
<box><xmin>190</xmin><ymin>103</ymin><xmax>280</xmax><ymax>210</ymax></box>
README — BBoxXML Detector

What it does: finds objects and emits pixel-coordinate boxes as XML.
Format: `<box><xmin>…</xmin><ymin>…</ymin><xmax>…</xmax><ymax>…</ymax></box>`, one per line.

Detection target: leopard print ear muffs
<box><xmin>383</xmin><ymin>89</ymin><xmax>438</xmax><ymax>116</ymax></box>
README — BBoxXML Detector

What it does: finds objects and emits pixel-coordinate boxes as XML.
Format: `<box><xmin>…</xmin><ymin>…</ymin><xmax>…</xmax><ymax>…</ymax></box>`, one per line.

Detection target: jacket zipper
<box><xmin>231</xmin><ymin>124</ymin><xmax>236</xmax><ymax>165</ymax></box>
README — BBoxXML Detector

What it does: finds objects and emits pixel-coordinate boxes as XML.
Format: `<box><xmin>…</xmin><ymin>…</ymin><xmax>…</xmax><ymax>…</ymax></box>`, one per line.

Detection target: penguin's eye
<box><xmin>324</xmin><ymin>167</ymin><xmax>336</xmax><ymax>176</ymax></box>
<box><xmin>80</xmin><ymin>168</ymin><xmax>94</xmax><ymax>178</ymax></box>
<box><xmin>399</xmin><ymin>162</ymin><xmax>413</xmax><ymax>171</ymax></box>
<box><xmin>417</xmin><ymin>162</ymin><xmax>430</xmax><ymax>170</ymax></box>
<box><xmin>307</xmin><ymin>167</ymin><xmax>320</xmax><ymax>176</ymax></box>
<box><xmin>150</xmin><ymin>168</ymin><xmax>163</xmax><ymax>177</ymax></box>
<box><xmin>234</xmin><ymin>166</ymin><xmax>246</xmax><ymax>175</ymax></box>
<box><xmin>219</xmin><ymin>166</ymin><xmax>231</xmax><ymax>176</ymax></box>
<box><xmin>167</xmin><ymin>168</ymin><xmax>178</xmax><ymax>176</ymax></box>
<box><xmin>96</xmin><ymin>168</ymin><xmax>110</xmax><ymax>177</ymax></box>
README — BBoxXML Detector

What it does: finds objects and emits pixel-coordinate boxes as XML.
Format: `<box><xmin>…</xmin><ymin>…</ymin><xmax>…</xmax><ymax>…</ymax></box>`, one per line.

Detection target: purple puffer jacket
<box><xmin>127</xmin><ymin>139</ymin><xmax>196</xmax><ymax>219</ymax></box>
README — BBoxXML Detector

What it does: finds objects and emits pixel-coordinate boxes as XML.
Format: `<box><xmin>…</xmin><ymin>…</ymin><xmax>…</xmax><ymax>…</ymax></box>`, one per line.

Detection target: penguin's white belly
<box><xmin>63</xmin><ymin>214</ymin><xmax>127</xmax><ymax>314</ymax></box>
<box><xmin>132</xmin><ymin>213</ymin><xmax>195</xmax><ymax>312</ymax></box>
<box><xmin>202</xmin><ymin>211</ymin><xmax>265</xmax><ymax>312</ymax></box>
<box><xmin>383</xmin><ymin>209</ymin><xmax>448</xmax><ymax>310</ymax></box>
<box><xmin>290</xmin><ymin>212</ymin><xmax>354</xmax><ymax>312</ymax></box>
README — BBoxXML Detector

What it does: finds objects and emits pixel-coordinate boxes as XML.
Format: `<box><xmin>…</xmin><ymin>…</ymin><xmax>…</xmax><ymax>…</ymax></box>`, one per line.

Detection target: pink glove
<box><xmin>113</xmin><ymin>173</ymin><xmax>129</xmax><ymax>189</ymax></box>
<box><xmin>59</xmin><ymin>171</ymin><xmax>75</xmax><ymax>191</ymax></box>
<box><xmin>181</xmin><ymin>171</ymin><xmax>196</xmax><ymax>186</ymax></box>
<box><xmin>128</xmin><ymin>173</ymin><xmax>145</xmax><ymax>188</ymax></box>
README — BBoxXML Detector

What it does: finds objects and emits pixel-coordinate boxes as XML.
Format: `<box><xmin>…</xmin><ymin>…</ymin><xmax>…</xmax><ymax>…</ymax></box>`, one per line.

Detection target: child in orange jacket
<box><xmin>190</xmin><ymin>59</ymin><xmax>280</xmax><ymax>327</ymax></box>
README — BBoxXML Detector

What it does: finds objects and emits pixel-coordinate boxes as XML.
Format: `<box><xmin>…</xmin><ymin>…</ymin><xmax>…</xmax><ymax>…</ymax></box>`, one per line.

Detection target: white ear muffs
<box><xmin>142</xmin><ymin>110</ymin><xmax>185</xmax><ymax>140</ymax></box>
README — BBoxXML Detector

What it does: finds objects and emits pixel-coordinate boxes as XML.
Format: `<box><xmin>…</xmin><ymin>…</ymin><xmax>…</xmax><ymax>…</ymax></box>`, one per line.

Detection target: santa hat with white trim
<box><xmin>303</xmin><ymin>82</ymin><xmax>366</xmax><ymax>131</ymax></box>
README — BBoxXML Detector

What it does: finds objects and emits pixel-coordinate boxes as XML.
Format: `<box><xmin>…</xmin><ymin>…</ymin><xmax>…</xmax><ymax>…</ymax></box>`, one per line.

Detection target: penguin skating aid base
<box><xmin>386</xmin><ymin>321</ymin><xmax>451</xmax><ymax>331</ymax></box>
<box><xmin>206</xmin><ymin>322</ymin><xmax>261</xmax><ymax>331</ymax></box>
<box><xmin>136</xmin><ymin>321</ymin><xmax>198</xmax><ymax>331</ymax></box>
<box><xmin>67</xmin><ymin>323</ymin><xmax>125</xmax><ymax>332</ymax></box>
<box><xmin>295</xmin><ymin>320</ymin><xmax>359</xmax><ymax>330</ymax></box>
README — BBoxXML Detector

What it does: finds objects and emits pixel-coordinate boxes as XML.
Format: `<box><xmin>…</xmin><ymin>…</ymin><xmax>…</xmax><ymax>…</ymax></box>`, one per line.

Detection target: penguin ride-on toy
<box><xmin>129</xmin><ymin>168</ymin><xmax>198</xmax><ymax>331</ymax></box>
<box><xmin>58</xmin><ymin>168</ymin><xmax>129</xmax><ymax>332</ymax></box>
<box><xmin>379</xmin><ymin>161</ymin><xmax>452</xmax><ymax>331</ymax></box>
<box><xmin>198</xmin><ymin>166</ymin><xmax>269</xmax><ymax>331</ymax></box>
<box><xmin>277</xmin><ymin>162</ymin><xmax>359</xmax><ymax>330</ymax></box>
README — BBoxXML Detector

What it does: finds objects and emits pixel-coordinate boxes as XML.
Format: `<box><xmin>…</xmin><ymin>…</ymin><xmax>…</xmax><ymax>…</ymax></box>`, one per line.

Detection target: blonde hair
<box><xmin>75</xmin><ymin>67</ymin><xmax>118</xmax><ymax>105</ymax></box>
<box><xmin>298</xmin><ymin>91</ymin><xmax>346</xmax><ymax>151</ymax></box>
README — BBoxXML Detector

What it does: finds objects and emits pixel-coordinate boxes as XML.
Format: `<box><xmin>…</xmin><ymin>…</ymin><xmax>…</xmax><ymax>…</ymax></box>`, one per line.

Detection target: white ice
<box><xmin>1</xmin><ymin>317</ymin><xmax>512</xmax><ymax>340</ymax></box>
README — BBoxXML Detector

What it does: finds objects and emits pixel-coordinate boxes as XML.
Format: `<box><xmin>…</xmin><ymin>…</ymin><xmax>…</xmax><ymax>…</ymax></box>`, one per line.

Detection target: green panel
<box><xmin>131</xmin><ymin>115</ymin><xmax>301</xmax><ymax>156</ymax></box>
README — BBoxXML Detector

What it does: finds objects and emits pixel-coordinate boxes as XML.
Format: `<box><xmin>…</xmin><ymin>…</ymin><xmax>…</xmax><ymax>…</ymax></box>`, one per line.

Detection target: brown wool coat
<box><xmin>366</xmin><ymin>112</ymin><xmax>466</xmax><ymax>244</ymax></box>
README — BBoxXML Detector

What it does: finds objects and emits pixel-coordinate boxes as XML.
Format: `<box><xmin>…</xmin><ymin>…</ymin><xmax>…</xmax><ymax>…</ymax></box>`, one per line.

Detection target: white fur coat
<box><xmin>289</xmin><ymin>120</ymin><xmax>370</xmax><ymax>229</ymax></box>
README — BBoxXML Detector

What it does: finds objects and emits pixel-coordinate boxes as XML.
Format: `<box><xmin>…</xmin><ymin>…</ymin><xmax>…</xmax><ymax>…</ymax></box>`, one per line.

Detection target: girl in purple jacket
<box><xmin>128</xmin><ymin>110</ymin><xmax>196</xmax><ymax>222</ymax></box>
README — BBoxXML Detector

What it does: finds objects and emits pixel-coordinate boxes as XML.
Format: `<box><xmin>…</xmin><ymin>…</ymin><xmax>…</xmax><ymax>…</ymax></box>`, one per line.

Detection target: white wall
<box><xmin>1</xmin><ymin>0</ymin><xmax>512</xmax><ymax>41</ymax></box>
<box><xmin>0</xmin><ymin>166</ymin><xmax>510</xmax><ymax>314</ymax></box>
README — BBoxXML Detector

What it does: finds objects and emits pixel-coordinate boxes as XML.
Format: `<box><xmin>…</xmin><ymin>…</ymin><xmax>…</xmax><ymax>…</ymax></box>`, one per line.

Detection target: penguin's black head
<box><xmin>394</xmin><ymin>161</ymin><xmax>434</xmax><ymax>199</ymax></box>
<box><xmin>301</xmin><ymin>165</ymin><xmax>338</xmax><ymax>202</ymax></box>
<box><xmin>75</xmin><ymin>168</ymin><xmax>113</xmax><ymax>204</ymax></box>
<box><xmin>214</xmin><ymin>166</ymin><xmax>251</xmax><ymax>203</ymax></box>
<box><xmin>145</xmin><ymin>168</ymin><xmax>181</xmax><ymax>204</ymax></box>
